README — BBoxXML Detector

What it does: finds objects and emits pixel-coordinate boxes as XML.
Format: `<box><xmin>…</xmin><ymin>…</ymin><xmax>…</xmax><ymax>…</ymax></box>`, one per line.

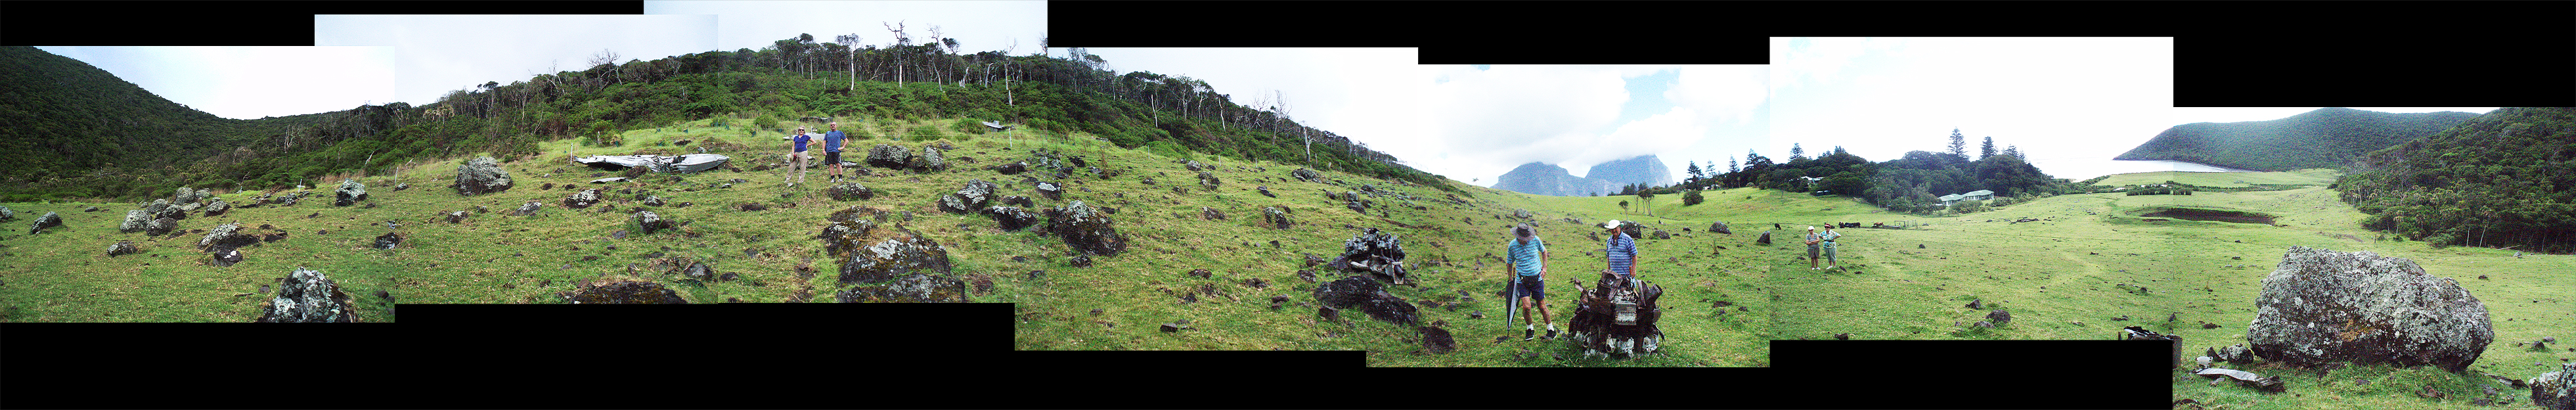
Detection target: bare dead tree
<box><xmin>588</xmin><ymin>49</ymin><xmax>621</xmax><ymax>85</ymax></box>
<box><xmin>836</xmin><ymin>34</ymin><xmax>864</xmax><ymax>93</ymax></box>
<box><xmin>883</xmin><ymin>20</ymin><xmax>907</xmax><ymax>87</ymax></box>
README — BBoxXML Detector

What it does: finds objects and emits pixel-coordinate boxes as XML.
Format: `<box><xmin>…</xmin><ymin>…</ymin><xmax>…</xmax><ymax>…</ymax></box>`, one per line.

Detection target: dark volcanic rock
<box><xmin>816</xmin><ymin>206</ymin><xmax>886</xmax><ymax>258</ymax></box>
<box><xmin>827</xmin><ymin>181</ymin><xmax>875</xmax><ymax>201</ymax></box>
<box><xmin>255</xmin><ymin>267</ymin><xmax>361</xmax><ymax>322</ymax></box>
<box><xmin>910</xmin><ymin>146</ymin><xmax>947</xmax><ymax>171</ymax></box>
<box><xmin>144</xmin><ymin>217</ymin><xmax>179</xmax><ymax>236</ymax></box>
<box><xmin>1291</xmin><ymin>168</ymin><xmax>1324</xmax><ymax>183</ymax></box>
<box><xmin>119</xmin><ymin>210</ymin><xmax>151</xmax><ymax>233</ymax></box>
<box><xmin>514</xmin><ymin>201</ymin><xmax>544</xmax><ymax>216</ymax></box>
<box><xmin>455</xmin><ymin>156</ymin><xmax>515</xmax><ymax>195</ymax></box>
<box><xmin>198</xmin><ymin>223</ymin><xmax>259</xmax><ymax>251</ymax></box>
<box><xmin>1986</xmin><ymin>309</ymin><xmax>2012</xmax><ymax>327</ymax></box>
<box><xmin>148</xmin><ymin>199</ymin><xmax>185</xmax><ymax>221</ymax></box>
<box><xmin>636</xmin><ymin>210</ymin><xmax>671</xmax><ymax>235</ymax></box>
<box><xmin>985</xmin><ymin>206</ymin><xmax>1039</xmax><ymax>231</ymax></box>
<box><xmin>1034</xmin><ymin>181</ymin><xmax>1063</xmax><ymax>200</ymax></box>
<box><xmin>1197</xmin><ymin>171</ymin><xmax>1220</xmax><ymax>191</ymax></box>
<box><xmin>556</xmin><ymin>277</ymin><xmax>689</xmax><ymax>304</ymax></box>
<box><xmin>2535</xmin><ymin>363</ymin><xmax>2575</xmax><ymax>410</ymax></box>
<box><xmin>374</xmin><ymin>232</ymin><xmax>404</xmax><ymax>249</ymax></box>
<box><xmin>835</xmin><ymin>273</ymin><xmax>970</xmax><ymax>303</ymax></box>
<box><xmin>1000</xmin><ymin>195</ymin><xmax>1033</xmax><ymax>208</ymax></box>
<box><xmin>1261</xmin><ymin>207</ymin><xmax>1293</xmax><ymax>229</ymax></box>
<box><xmin>1708</xmin><ymin>221</ymin><xmax>1732</xmax><ymax>235</ymax></box>
<box><xmin>1312</xmin><ymin>275</ymin><xmax>1419</xmax><ymax>325</ymax></box>
<box><xmin>210</xmin><ymin>248</ymin><xmax>244</xmax><ymax>267</ymax></box>
<box><xmin>1258</xmin><ymin>185</ymin><xmax>1276</xmax><ymax>198</ymax></box>
<box><xmin>1042</xmin><ymin>200</ymin><xmax>1128</xmax><ymax>257</ymax></box>
<box><xmin>938</xmin><ymin>179</ymin><xmax>998</xmax><ymax>214</ymax></box>
<box><xmin>838</xmin><ymin>227</ymin><xmax>953</xmax><ymax>285</ymax></box>
<box><xmin>2248</xmin><ymin>246</ymin><xmax>2494</xmax><ymax>373</ymax></box>
<box><xmin>564</xmin><ymin>189</ymin><xmax>602</xmax><ymax>209</ymax></box>
<box><xmin>333</xmin><ymin>179</ymin><xmax>368</xmax><ymax>206</ymax></box>
<box><xmin>1199</xmin><ymin>206</ymin><xmax>1226</xmax><ymax>221</ymax></box>
<box><xmin>1419</xmin><ymin>326</ymin><xmax>1456</xmax><ymax>353</ymax></box>
<box><xmin>446</xmin><ymin>211</ymin><xmax>470</xmax><ymax>223</ymax></box>
<box><xmin>994</xmin><ymin>161</ymin><xmax>1028</xmax><ymax>175</ymax></box>
<box><xmin>202</xmin><ymin>200</ymin><xmax>231</xmax><ymax>217</ymax></box>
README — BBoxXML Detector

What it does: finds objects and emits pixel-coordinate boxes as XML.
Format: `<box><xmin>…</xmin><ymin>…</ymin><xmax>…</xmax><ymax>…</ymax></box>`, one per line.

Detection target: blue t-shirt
<box><xmin>1508</xmin><ymin>237</ymin><xmax>1547</xmax><ymax>277</ymax></box>
<box><xmin>823</xmin><ymin>130</ymin><xmax>845</xmax><ymax>152</ymax></box>
<box><xmin>793</xmin><ymin>133</ymin><xmax>811</xmax><ymax>152</ymax></box>
<box><xmin>1605</xmin><ymin>232</ymin><xmax>1637</xmax><ymax>275</ymax></box>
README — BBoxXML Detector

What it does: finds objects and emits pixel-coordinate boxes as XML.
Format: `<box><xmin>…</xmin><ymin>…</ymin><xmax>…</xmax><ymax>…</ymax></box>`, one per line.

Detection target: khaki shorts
<box><xmin>788</xmin><ymin>152</ymin><xmax>811</xmax><ymax>167</ymax></box>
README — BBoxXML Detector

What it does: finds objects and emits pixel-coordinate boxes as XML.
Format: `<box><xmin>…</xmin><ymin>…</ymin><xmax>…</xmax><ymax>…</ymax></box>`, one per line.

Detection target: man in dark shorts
<box><xmin>1507</xmin><ymin>223</ymin><xmax>1555</xmax><ymax>340</ymax></box>
<box><xmin>823</xmin><ymin>121</ymin><xmax>847</xmax><ymax>183</ymax></box>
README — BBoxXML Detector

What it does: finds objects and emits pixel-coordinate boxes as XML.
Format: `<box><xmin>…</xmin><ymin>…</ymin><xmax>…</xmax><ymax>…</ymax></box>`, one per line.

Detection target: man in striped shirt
<box><xmin>1602</xmin><ymin>220</ymin><xmax>1638</xmax><ymax>286</ymax></box>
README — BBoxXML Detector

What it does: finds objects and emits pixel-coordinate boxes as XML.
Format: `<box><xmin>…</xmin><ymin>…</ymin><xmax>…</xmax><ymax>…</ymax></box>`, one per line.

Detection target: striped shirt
<box><xmin>1509</xmin><ymin>237</ymin><xmax>1547</xmax><ymax>277</ymax></box>
<box><xmin>1605</xmin><ymin>231</ymin><xmax>1637</xmax><ymax>275</ymax></box>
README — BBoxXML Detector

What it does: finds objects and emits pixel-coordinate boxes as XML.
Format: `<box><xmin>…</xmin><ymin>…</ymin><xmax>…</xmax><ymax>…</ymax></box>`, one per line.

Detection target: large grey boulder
<box><xmin>2535</xmin><ymin>363</ymin><xmax>2575</xmax><ymax>410</ymax></box>
<box><xmin>635</xmin><ymin>210</ymin><xmax>671</xmax><ymax>235</ymax></box>
<box><xmin>1262</xmin><ymin>206</ymin><xmax>1294</xmax><ymax>229</ymax></box>
<box><xmin>1291</xmin><ymin>168</ymin><xmax>1325</xmax><ymax>183</ymax></box>
<box><xmin>827</xmin><ymin>181</ymin><xmax>874</xmax><ymax>201</ymax></box>
<box><xmin>817</xmin><ymin>206</ymin><xmax>885</xmax><ymax>258</ymax></box>
<box><xmin>0</xmin><ymin>206</ymin><xmax>13</xmax><ymax>221</ymax></box>
<box><xmin>144</xmin><ymin>217</ymin><xmax>178</xmax><ymax>237</ymax></box>
<box><xmin>1042</xmin><ymin>200</ymin><xmax>1127</xmax><ymax>257</ymax></box>
<box><xmin>455</xmin><ymin>156</ymin><xmax>514</xmax><ymax>195</ymax></box>
<box><xmin>146</xmin><ymin>199</ymin><xmax>185</xmax><ymax>221</ymax></box>
<box><xmin>985</xmin><ymin>206</ymin><xmax>1038</xmax><ymax>231</ymax></box>
<box><xmin>28</xmin><ymin>212</ymin><xmax>62</xmax><ymax>234</ymax></box>
<box><xmin>119</xmin><ymin>210</ymin><xmax>150</xmax><ymax>233</ymax></box>
<box><xmin>198</xmin><ymin>223</ymin><xmax>258</xmax><ymax>251</ymax></box>
<box><xmin>2248</xmin><ymin>246</ymin><xmax>2493</xmax><ymax>372</ymax></box>
<box><xmin>835</xmin><ymin>273</ymin><xmax>969</xmax><ymax>303</ymax></box>
<box><xmin>106</xmin><ymin>240</ymin><xmax>140</xmax><ymax>256</ymax></box>
<box><xmin>173</xmin><ymin>187</ymin><xmax>206</xmax><ymax>205</ymax></box>
<box><xmin>255</xmin><ymin>267</ymin><xmax>359</xmax><ymax>322</ymax></box>
<box><xmin>202</xmin><ymin>200</ymin><xmax>231</xmax><ymax>217</ymax></box>
<box><xmin>839</xmin><ymin>227</ymin><xmax>952</xmax><ymax>286</ymax></box>
<box><xmin>909</xmin><ymin>146</ymin><xmax>946</xmax><ymax>171</ymax></box>
<box><xmin>333</xmin><ymin>179</ymin><xmax>367</xmax><ymax>206</ymax></box>
<box><xmin>1034</xmin><ymin>181</ymin><xmax>1063</xmax><ymax>200</ymax></box>
<box><xmin>866</xmin><ymin>144</ymin><xmax>912</xmax><ymax>170</ymax></box>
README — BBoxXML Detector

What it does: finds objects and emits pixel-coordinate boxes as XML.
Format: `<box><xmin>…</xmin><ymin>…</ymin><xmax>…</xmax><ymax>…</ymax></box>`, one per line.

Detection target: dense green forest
<box><xmin>2336</xmin><ymin>106</ymin><xmax>2576</xmax><ymax>254</ymax></box>
<box><xmin>0</xmin><ymin>41</ymin><xmax>1445</xmax><ymax>202</ymax></box>
<box><xmin>2113</xmin><ymin>107</ymin><xmax>2480</xmax><ymax>171</ymax></box>
<box><xmin>1660</xmin><ymin>129</ymin><xmax>2060</xmax><ymax>215</ymax></box>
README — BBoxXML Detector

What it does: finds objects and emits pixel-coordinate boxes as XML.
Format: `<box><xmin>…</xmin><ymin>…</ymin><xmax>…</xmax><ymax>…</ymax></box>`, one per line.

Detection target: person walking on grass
<box><xmin>784</xmin><ymin>126</ymin><xmax>812</xmax><ymax>187</ymax></box>
<box><xmin>1819</xmin><ymin>225</ymin><xmax>1843</xmax><ymax>269</ymax></box>
<box><xmin>823</xmin><ymin>121</ymin><xmax>847</xmax><ymax>183</ymax></box>
<box><xmin>1603</xmin><ymin>219</ymin><xmax>1639</xmax><ymax>288</ymax></box>
<box><xmin>1507</xmin><ymin>223</ymin><xmax>1556</xmax><ymax>341</ymax></box>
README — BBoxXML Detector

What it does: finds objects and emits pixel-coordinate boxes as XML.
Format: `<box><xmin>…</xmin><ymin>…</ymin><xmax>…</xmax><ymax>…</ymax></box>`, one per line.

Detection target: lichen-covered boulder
<box><xmin>1042</xmin><ymin>200</ymin><xmax>1127</xmax><ymax>257</ymax></box>
<box><xmin>173</xmin><ymin>187</ymin><xmax>206</xmax><ymax>205</ymax></box>
<box><xmin>2535</xmin><ymin>363</ymin><xmax>2575</xmax><ymax>410</ymax></box>
<box><xmin>1708</xmin><ymin>221</ymin><xmax>1733</xmax><ymax>235</ymax></box>
<box><xmin>119</xmin><ymin>210</ymin><xmax>150</xmax><ymax>233</ymax></box>
<box><xmin>202</xmin><ymin>200</ymin><xmax>231</xmax><ymax>217</ymax></box>
<box><xmin>556</xmin><ymin>277</ymin><xmax>689</xmax><ymax>304</ymax></box>
<box><xmin>255</xmin><ymin>267</ymin><xmax>359</xmax><ymax>322</ymax></box>
<box><xmin>1184</xmin><ymin>160</ymin><xmax>1206</xmax><ymax>171</ymax></box>
<box><xmin>994</xmin><ymin>161</ymin><xmax>1028</xmax><ymax>175</ymax></box>
<box><xmin>909</xmin><ymin>146</ymin><xmax>947</xmax><ymax>171</ymax></box>
<box><xmin>1034</xmin><ymin>181</ymin><xmax>1063</xmax><ymax>200</ymax></box>
<box><xmin>198</xmin><ymin>223</ymin><xmax>258</xmax><ymax>251</ymax></box>
<box><xmin>514</xmin><ymin>201</ymin><xmax>543</xmax><ymax>216</ymax></box>
<box><xmin>936</xmin><ymin>179</ymin><xmax>997</xmax><ymax>214</ymax></box>
<box><xmin>0</xmin><ymin>206</ymin><xmax>13</xmax><ymax>222</ymax></box>
<box><xmin>1262</xmin><ymin>206</ymin><xmax>1293</xmax><ymax>229</ymax></box>
<box><xmin>1000</xmin><ymin>195</ymin><xmax>1033</xmax><ymax>208</ymax></box>
<box><xmin>455</xmin><ymin>156</ymin><xmax>514</xmax><ymax>195</ymax></box>
<box><xmin>147</xmin><ymin>199</ymin><xmax>185</xmax><ymax>221</ymax></box>
<box><xmin>373</xmin><ymin>232</ymin><xmax>404</xmax><ymax>250</ymax></box>
<box><xmin>333</xmin><ymin>179</ymin><xmax>367</xmax><ymax>206</ymax></box>
<box><xmin>839</xmin><ymin>227</ymin><xmax>952</xmax><ymax>285</ymax></box>
<box><xmin>1312</xmin><ymin>275</ymin><xmax>1418</xmax><ymax>325</ymax></box>
<box><xmin>2248</xmin><ymin>246</ymin><xmax>2493</xmax><ymax>372</ymax></box>
<box><xmin>985</xmin><ymin>206</ymin><xmax>1038</xmax><ymax>231</ymax></box>
<box><xmin>564</xmin><ymin>189</ymin><xmax>602</xmax><ymax>209</ymax></box>
<box><xmin>636</xmin><ymin>210</ymin><xmax>671</xmax><ymax>235</ymax></box>
<box><xmin>106</xmin><ymin>240</ymin><xmax>140</xmax><ymax>256</ymax></box>
<box><xmin>827</xmin><ymin>181</ymin><xmax>874</xmax><ymax>201</ymax></box>
<box><xmin>1291</xmin><ymin>168</ymin><xmax>1324</xmax><ymax>183</ymax></box>
<box><xmin>817</xmin><ymin>206</ymin><xmax>885</xmax><ymax>258</ymax></box>
<box><xmin>28</xmin><ymin>212</ymin><xmax>62</xmax><ymax>234</ymax></box>
<box><xmin>866</xmin><ymin>144</ymin><xmax>911</xmax><ymax>170</ymax></box>
<box><xmin>1197</xmin><ymin>171</ymin><xmax>1220</xmax><ymax>191</ymax></box>
<box><xmin>835</xmin><ymin>273</ymin><xmax>969</xmax><ymax>303</ymax></box>
<box><xmin>144</xmin><ymin>217</ymin><xmax>178</xmax><ymax>237</ymax></box>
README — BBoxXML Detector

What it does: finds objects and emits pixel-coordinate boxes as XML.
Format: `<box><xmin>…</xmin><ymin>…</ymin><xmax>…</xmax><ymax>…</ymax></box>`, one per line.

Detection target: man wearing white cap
<box><xmin>1601</xmin><ymin>220</ymin><xmax>1638</xmax><ymax>285</ymax></box>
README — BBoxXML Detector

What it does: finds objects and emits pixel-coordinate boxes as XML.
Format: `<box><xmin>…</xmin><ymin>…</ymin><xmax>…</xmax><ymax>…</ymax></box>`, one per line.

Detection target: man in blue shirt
<box><xmin>1603</xmin><ymin>219</ymin><xmax>1638</xmax><ymax>286</ymax></box>
<box><xmin>823</xmin><ymin>121</ymin><xmax>847</xmax><ymax>183</ymax></box>
<box><xmin>1507</xmin><ymin>223</ymin><xmax>1555</xmax><ymax>340</ymax></box>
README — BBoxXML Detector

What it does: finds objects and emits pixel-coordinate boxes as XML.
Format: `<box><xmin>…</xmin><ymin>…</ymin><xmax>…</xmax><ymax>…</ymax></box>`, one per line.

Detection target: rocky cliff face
<box><xmin>1585</xmin><ymin>154</ymin><xmax>1671</xmax><ymax>188</ymax></box>
<box><xmin>1494</xmin><ymin>162</ymin><xmax>1620</xmax><ymax>197</ymax></box>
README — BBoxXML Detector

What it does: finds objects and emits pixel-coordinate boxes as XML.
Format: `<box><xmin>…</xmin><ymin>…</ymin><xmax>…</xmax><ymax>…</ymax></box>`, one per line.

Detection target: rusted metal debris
<box><xmin>2194</xmin><ymin>368</ymin><xmax>2286</xmax><ymax>392</ymax></box>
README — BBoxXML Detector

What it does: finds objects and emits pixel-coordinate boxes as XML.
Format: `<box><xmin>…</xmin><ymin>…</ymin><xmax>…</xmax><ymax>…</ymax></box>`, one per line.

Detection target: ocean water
<box><xmin>2030</xmin><ymin>156</ymin><xmax>2259</xmax><ymax>182</ymax></box>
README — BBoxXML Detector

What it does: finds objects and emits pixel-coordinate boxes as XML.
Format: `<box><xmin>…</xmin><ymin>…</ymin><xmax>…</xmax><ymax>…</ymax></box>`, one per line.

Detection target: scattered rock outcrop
<box><xmin>835</xmin><ymin>273</ymin><xmax>970</xmax><ymax>303</ymax></box>
<box><xmin>106</xmin><ymin>240</ymin><xmax>140</xmax><ymax>256</ymax></box>
<box><xmin>2248</xmin><ymin>246</ymin><xmax>2493</xmax><ymax>372</ymax></box>
<box><xmin>838</xmin><ymin>226</ymin><xmax>954</xmax><ymax>286</ymax></box>
<box><xmin>202</xmin><ymin>200</ymin><xmax>230</xmax><ymax>217</ymax></box>
<box><xmin>2535</xmin><ymin>363</ymin><xmax>2575</xmax><ymax>410</ymax></box>
<box><xmin>937</xmin><ymin>179</ymin><xmax>998</xmax><ymax>214</ymax></box>
<box><xmin>120</xmin><ymin>210</ymin><xmax>150</xmax><ymax>233</ymax></box>
<box><xmin>455</xmin><ymin>156</ymin><xmax>515</xmax><ymax>195</ymax></box>
<box><xmin>333</xmin><ymin>179</ymin><xmax>367</xmax><ymax>206</ymax></box>
<box><xmin>1262</xmin><ymin>206</ymin><xmax>1294</xmax><ymax>229</ymax></box>
<box><xmin>1709</xmin><ymin>221</ymin><xmax>1732</xmax><ymax>235</ymax></box>
<box><xmin>374</xmin><ymin>232</ymin><xmax>404</xmax><ymax>250</ymax></box>
<box><xmin>1323</xmin><ymin>228</ymin><xmax>1409</xmax><ymax>285</ymax></box>
<box><xmin>198</xmin><ymin>223</ymin><xmax>259</xmax><ymax>251</ymax></box>
<box><xmin>144</xmin><ymin>217</ymin><xmax>178</xmax><ymax>236</ymax></box>
<box><xmin>910</xmin><ymin>146</ymin><xmax>947</xmax><ymax>171</ymax></box>
<box><xmin>28</xmin><ymin>212</ymin><xmax>61</xmax><ymax>234</ymax></box>
<box><xmin>255</xmin><ymin>267</ymin><xmax>360</xmax><ymax>322</ymax></box>
<box><xmin>514</xmin><ymin>201</ymin><xmax>544</xmax><ymax>216</ymax></box>
<box><xmin>1034</xmin><ymin>181</ymin><xmax>1063</xmax><ymax>200</ymax></box>
<box><xmin>1291</xmin><ymin>168</ymin><xmax>1324</xmax><ymax>183</ymax></box>
<box><xmin>636</xmin><ymin>210</ymin><xmax>671</xmax><ymax>235</ymax></box>
<box><xmin>147</xmin><ymin>199</ymin><xmax>185</xmax><ymax>221</ymax></box>
<box><xmin>1197</xmin><ymin>171</ymin><xmax>1220</xmax><ymax>191</ymax></box>
<box><xmin>1042</xmin><ymin>200</ymin><xmax>1127</xmax><ymax>257</ymax></box>
<box><xmin>866</xmin><ymin>144</ymin><xmax>912</xmax><ymax>170</ymax></box>
<box><xmin>556</xmin><ymin>277</ymin><xmax>689</xmax><ymax>304</ymax></box>
<box><xmin>986</xmin><ymin>206</ymin><xmax>1039</xmax><ymax>231</ymax></box>
<box><xmin>1312</xmin><ymin>275</ymin><xmax>1419</xmax><ymax>325</ymax></box>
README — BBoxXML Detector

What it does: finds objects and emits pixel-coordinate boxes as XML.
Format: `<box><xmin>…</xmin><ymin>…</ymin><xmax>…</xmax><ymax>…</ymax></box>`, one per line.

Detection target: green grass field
<box><xmin>2</xmin><ymin>121</ymin><xmax>2567</xmax><ymax>398</ymax></box>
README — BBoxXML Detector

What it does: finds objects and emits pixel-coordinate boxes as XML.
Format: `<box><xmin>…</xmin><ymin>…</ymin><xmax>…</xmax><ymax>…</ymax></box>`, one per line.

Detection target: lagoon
<box><xmin>2030</xmin><ymin>156</ymin><xmax>2260</xmax><ymax>181</ymax></box>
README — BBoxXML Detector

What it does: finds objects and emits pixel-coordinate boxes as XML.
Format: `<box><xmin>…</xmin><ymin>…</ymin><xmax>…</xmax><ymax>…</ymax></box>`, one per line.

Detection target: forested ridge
<box><xmin>2337</xmin><ymin>106</ymin><xmax>2576</xmax><ymax>253</ymax></box>
<box><xmin>0</xmin><ymin>39</ymin><xmax>1442</xmax><ymax>202</ymax></box>
<box><xmin>2113</xmin><ymin>107</ymin><xmax>2480</xmax><ymax>171</ymax></box>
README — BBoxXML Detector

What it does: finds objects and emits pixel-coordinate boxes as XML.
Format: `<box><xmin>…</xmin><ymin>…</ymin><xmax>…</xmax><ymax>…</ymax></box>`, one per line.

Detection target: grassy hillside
<box><xmin>2114</xmin><ymin>107</ymin><xmax>2481</xmax><ymax>171</ymax></box>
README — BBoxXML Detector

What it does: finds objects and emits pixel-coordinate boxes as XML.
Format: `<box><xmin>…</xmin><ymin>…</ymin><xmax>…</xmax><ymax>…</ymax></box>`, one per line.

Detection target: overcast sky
<box><xmin>32</xmin><ymin>46</ymin><xmax>396</xmax><ymax>120</ymax></box>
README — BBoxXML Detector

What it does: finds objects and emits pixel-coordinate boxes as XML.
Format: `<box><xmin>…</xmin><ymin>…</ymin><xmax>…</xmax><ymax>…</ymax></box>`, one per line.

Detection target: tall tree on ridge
<box><xmin>1980</xmin><ymin>136</ymin><xmax>1996</xmax><ymax>160</ymax></box>
<box><xmin>1947</xmin><ymin>127</ymin><xmax>1968</xmax><ymax>160</ymax></box>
